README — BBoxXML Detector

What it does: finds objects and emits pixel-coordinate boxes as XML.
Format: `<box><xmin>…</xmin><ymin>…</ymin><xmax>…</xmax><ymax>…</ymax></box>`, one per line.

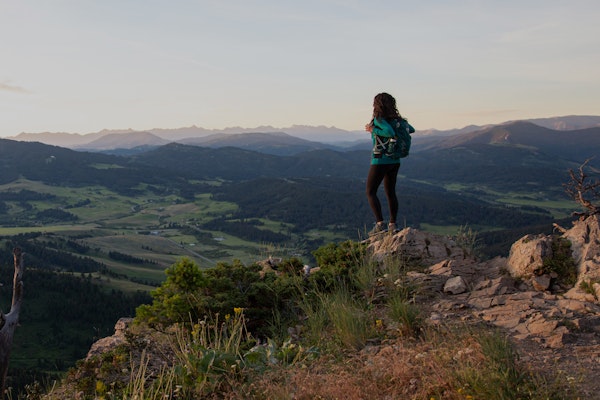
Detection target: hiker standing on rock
<box><xmin>365</xmin><ymin>92</ymin><xmax>415</xmax><ymax>236</ymax></box>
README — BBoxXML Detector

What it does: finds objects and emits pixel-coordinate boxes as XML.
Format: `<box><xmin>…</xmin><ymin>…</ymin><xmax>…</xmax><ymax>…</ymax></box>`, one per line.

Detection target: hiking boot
<box><xmin>368</xmin><ymin>221</ymin><xmax>387</xmax><ymax>236</ymax></box>
<box><xmin>388</xmin><ymin>222</ymin><xmax>399</xmax><ymax>234</ymax></box>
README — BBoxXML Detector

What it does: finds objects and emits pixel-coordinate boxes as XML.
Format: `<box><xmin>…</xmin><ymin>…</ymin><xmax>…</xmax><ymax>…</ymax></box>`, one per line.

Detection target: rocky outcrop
<box><xmin>368</xmin><ymin>227</ymin><xmax>473</xmax><ymax>265</ymax></box>
<box><xmin>505</xmin><ymin>234</ymin><xmax>553</xmax><ymax>279</ymax></box>
<box><xmin>366</xmin><ymin>216</ymin><xmax>600</xmax><ymax>349</ymax></box>
<box><xmin>563</xmin><ymin>215</ymin><xmax>600</xmax><ymax>300</ymax></box>
<box><xmin>86</xmin><ymin>317</ymin><xmax>133</xmax><ymax>360</ymax></box>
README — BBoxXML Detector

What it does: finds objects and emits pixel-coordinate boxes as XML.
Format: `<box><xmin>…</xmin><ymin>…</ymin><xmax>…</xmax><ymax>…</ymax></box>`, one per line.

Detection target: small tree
<box><xmin>0</xmin><ymin>248</ymin><xmax>25</xmax><ymax>398</ymax></box>
<box><xmin>564</xmin><ymin>159</ymin><xmax>600</xmax><ymax>219</ymax></box>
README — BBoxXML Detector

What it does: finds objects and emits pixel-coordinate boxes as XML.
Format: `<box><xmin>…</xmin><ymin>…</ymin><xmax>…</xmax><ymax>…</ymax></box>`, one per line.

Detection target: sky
<box><xmin>1</xmin><ymin>0</ymin><xmax>599</xmax><ymax>137</ymax></box>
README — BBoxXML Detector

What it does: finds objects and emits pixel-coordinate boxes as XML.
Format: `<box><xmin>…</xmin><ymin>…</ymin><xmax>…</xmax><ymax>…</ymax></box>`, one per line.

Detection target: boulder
<box><xmin>562</xmin><ymin>215</ymin><xmax>600</xmax><ymax>268</ymax></box>
<box><xmin>560</xmin><ymin>215</ymin><xmax>600</xmax><ymax>297</ymax></box>
<box><xmin>443</xmin><ymin>276</ymin><xmax>467</xmax><ymax>295</ymax></box>
<box><xmin>531</xmin><ymin>274</ymin><xmax>552</xmax><ymax>291</ymax></box>
<box><xmin>506</xmin><ymin>234</ymin><xmax>553</xmax><ymax>279</ymax></box>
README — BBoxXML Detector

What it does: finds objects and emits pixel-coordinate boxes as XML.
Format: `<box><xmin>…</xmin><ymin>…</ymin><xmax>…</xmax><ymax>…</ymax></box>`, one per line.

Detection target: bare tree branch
<box><xmin>0</xmin><ymin>248</ymin><xmax>25</xmax><ymax>398</ymax></box>
<box><xmin>564</xmin><ymin>159</ymin><xmax>600</xmax><ymax>219</ymax></box>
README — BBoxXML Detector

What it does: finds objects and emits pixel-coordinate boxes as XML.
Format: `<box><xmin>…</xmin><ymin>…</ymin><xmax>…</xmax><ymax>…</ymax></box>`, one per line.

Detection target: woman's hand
<box><xmin>365</xmin><ymin>123</ymin><xmax>373</xmax><ymax>132</ymax></box>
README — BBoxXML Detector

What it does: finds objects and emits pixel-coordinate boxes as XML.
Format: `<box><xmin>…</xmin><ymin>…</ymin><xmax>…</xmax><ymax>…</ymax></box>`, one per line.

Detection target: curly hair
<box><xmin>372</xmin><ymin>92</ymin><xmax>402</xmax><ymax>120</ymax></box>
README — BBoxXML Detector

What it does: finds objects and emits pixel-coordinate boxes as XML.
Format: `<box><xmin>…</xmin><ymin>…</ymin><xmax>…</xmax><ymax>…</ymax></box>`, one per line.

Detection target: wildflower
<box><xmin>191</xmin><ymin>323</ymin><xmax>200</xmax><ymax>336</ymax></box>
<box><xmin>95</xmin><ymin>380</ymin><xmax>107</xmax><ymax>395</ymax></box>
<box><xmin>234</xmin><ymin>307</ymin><xmax>244</xmax><ymax>315</ymax></box>
<box><xmin>375</xmin><ymin>319</ymin><xmax>384</xmax><ymax>329</ymax></box>
<box><xmin>225</xmin><ymin>314</ymin><xmax>231</xmax><ymax>321</ymax></box>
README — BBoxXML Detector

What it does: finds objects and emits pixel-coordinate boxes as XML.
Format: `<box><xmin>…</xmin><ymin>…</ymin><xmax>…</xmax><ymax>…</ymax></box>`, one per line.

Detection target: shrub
<box><xmin>540</xmin><ymin>237</ymin><xmax>577</xmax><ymax>287</ymax></box>
<box><xmin>310</xmin><ymin>241</ymin><xmax>367</xmax><ymax>288</ymax></box>
<box><xmin>135</xmin><ymin>258</ymin><xmax>208</xmax><ymax>326</ymax></box>
<box><xmin>135</xmin><ymin>257</ymin><xmax>305</xmax><ymax>338</ymax></box>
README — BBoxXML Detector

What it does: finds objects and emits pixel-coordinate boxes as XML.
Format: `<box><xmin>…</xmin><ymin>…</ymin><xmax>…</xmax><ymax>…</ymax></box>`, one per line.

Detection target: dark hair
<box><xmin>373</xmin><ymin>92</ymin><xmax>401</xmax><ymax>120</ymax></box>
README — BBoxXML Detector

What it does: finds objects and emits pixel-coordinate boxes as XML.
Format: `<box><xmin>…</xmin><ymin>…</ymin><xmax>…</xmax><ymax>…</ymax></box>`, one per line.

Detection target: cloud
<box><xmin>0</xmin><ymin>82</ymin><xmax>28</xmax><ymax>93</ymax></box>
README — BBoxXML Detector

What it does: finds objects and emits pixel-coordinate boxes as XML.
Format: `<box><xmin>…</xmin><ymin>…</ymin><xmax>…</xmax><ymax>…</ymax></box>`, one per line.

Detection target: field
<box><xmin>0</xmin><ymin>179</ymin><xmax>317</xmax><ymax>294</ymax></box>
<box><xmin>442</xmin><ymin>182</ymin><xmax>573</xmax><ymax>218</ymax></box>
<box><xmin>0</xmin><ymin>173</ymin><xmax>577</xmax><ymax>296</ymax></box>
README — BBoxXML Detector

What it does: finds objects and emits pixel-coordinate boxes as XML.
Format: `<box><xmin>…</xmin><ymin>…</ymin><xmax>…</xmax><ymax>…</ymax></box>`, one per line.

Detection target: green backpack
<box><xmin>375</xmin><ymin>118</ymin><xmax>415</xmax><ymax>159</ymax></box>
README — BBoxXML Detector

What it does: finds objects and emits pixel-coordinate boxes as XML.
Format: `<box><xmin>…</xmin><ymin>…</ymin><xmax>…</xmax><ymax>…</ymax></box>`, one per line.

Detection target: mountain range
<box><xmin>7</xmin><ymin>125</ymin><xmax>364</xmax><ymax>151</ymax></box>
<box><xmin>3</xmin><ymin>117</ymin><xmax>600</xmax><ymax>186</ymax></box>
<box><xmin>7</xmin><ymin>115</ymin><xmax>600</xmax><ymax>155</ymax></box>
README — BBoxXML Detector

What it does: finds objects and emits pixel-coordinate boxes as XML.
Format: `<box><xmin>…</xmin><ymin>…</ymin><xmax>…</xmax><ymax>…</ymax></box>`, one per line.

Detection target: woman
<box><xmin>365</xmin><ymin>92</ymin><xmax>415</xmax><ymax>235</ymax></box>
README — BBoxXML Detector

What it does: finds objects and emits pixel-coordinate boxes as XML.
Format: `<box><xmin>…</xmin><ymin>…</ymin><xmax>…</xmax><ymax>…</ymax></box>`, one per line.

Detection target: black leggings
<box><xmin>366</xmin><ymin>163</ymin><xmax>400</xmax><ymax>223</ymax></box>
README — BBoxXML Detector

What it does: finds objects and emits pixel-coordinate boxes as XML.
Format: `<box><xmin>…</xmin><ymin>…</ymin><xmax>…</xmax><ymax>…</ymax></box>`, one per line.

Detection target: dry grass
<box><xmin>216</xmin><ymin>323</ymin><xmax>579</xmax><ymax>400</ymax></box>
<box><xmin>234</xmin><ymin>340</ymin><xmax>459</xmax><ymax>399</ymax></box>
<box><xmin>209</xmin><ymin>330</ymin><xmax>479</xmax><ymax>399</ymax></box>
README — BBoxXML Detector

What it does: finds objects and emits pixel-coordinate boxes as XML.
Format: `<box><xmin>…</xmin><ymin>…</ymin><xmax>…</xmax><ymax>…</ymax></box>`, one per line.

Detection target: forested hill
<box><xmin>0</xmin><ymin>139</ymin><xmax>129</xmax><ymax>186</ymax></box>
<box><xmin>414</xmin><ymin>122</ymin><xmax>600</xmax><ymax>167</ymax></box>
<box><xmin>2</xmin><ymin>119</ymin><xmax>596</xmax><ymax>188</ymax></box>
<box><xmin>131</xmin><ymin>143</ymin><xmax>367</xmax><ymax>181</ymax></box>
<box><xmin>0</xmin><ymin>127</ymin><xmax>588</xmax><ymax>221</ymax></box>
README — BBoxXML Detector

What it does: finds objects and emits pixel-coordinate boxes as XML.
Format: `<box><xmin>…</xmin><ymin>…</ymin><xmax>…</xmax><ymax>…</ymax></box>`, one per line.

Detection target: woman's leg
<box><xmin>366</xmin><ymin>165</ymin><xmax>386</xmax><ymax>222</ymax></box>
<box><xmin>382</xmin><ymin>163</ymin><xmax>401</xmax><ymax>223</ymax></box>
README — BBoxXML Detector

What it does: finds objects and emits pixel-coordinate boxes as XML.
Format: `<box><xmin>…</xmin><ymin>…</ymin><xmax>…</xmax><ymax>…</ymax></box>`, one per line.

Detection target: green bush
<box><xmin>135</xmin><ymin>257</ymin><xmax>305</xmax><ymax>338</ymax></box>
<box><xmin>540</xmin><ymin>237</ymin><xmax>577</xmax><ymax>287</ymax></box>
<box><xmin>309</xmin><ymin>240</ymin><xmax>367</xmax><ymax>292</ymax></box>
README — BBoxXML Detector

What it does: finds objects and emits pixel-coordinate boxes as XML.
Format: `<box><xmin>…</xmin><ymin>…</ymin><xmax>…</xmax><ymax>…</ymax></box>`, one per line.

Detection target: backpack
<box><xmin>374</xmin><ymin>118</ymin><xmax>414</xmax><ymax>159</ymax></box>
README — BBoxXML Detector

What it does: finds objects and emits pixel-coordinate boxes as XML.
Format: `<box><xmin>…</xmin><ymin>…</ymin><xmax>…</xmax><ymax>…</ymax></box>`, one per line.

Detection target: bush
<box><xmin>135</xmin><ymin>257</ymin><xmax>305</xmax><ymax>338</ymax></box>
<box><xmin>541</xmin><ymin>237</ymin><xmax>577</xmax><ymax>287</ymax></box>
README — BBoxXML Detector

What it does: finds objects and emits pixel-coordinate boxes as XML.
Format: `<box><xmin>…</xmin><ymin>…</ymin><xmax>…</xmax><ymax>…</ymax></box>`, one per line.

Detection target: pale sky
<box><xmin>1</xmin><ymin>0</ymin><xmax>599</xmax><ymax>136</ymax></box>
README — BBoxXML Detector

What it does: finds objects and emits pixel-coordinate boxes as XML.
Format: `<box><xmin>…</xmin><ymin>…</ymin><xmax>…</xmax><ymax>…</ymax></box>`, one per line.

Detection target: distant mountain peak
<box><xmin>76</xmin><ymin>131</ymin><xmax>169</xmax><ymax>151</ymax></box>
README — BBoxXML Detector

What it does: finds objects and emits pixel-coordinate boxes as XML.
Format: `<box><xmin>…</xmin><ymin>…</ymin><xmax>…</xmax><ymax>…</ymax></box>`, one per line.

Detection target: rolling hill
<box><xmin>177</xmin><ymin>131</ymin><xmax>335</xmax><ymax>156</ymax></box>
<box><xmin>427</xmin><ymin>121</ymin><xmax>600</xmax><ymax>165</ymax></box>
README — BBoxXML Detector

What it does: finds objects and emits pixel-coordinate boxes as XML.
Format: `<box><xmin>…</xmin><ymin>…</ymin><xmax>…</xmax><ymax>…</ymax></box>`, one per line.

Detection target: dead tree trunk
<box><xmin>564</xmin><ymin>159</ymin><xmax>600</xmax><ymax>219</ymax></box>
<box><xmin>0</xmin><ymin>248</ymin><xmax>25</xmax><ymax>398</ymax></box>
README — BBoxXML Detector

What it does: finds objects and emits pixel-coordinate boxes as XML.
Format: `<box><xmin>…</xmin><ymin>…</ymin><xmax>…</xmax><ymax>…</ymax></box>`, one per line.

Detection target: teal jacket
<box><xmin>370</xmin><ymin>117</ymin><xmax>415</xmax><ymax>165</ymax></box>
